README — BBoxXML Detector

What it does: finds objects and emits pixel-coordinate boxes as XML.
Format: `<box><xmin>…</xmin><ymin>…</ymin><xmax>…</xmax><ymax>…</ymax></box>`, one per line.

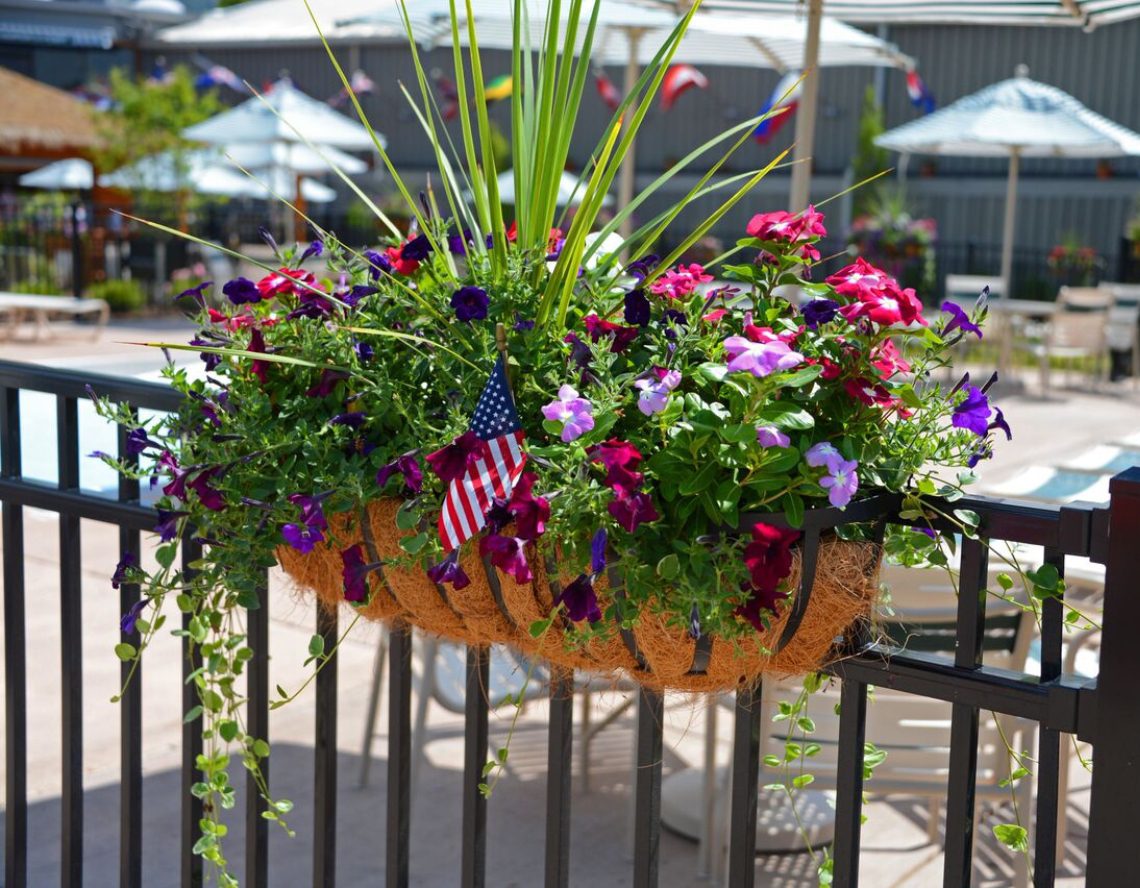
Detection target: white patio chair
<box><xmin>1101</xmin><ymin>282</ymin><xmax>1140</xmax><ymax>387</ymax></box>
<box><xmin>1024</xmin><ymin>286</ymin><xmax>1112</xmax><ymax>394</ymax></box>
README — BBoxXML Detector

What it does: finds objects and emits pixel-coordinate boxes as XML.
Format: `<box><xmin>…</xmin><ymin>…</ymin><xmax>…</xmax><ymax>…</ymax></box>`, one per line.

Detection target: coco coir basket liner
<box><xmin>277</xmin><ymin>498</ymin><xmax>885</xmax><ymax>692</ymax></box>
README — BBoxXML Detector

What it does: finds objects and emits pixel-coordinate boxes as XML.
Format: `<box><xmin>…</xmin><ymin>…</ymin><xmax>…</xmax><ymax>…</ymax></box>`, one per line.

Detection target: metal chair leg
<box><xmin>357</xmin><ymin>626</ymin><xmax>388</xmax><ymax>788</ymax></box>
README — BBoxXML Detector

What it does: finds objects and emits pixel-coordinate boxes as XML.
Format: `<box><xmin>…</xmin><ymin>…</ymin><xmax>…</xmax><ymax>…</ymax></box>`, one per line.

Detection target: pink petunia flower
<box><xmin>634</xmin><ymin>368</ymin><xmax>682</xmax><ymax>416</ymax></box>
<box><xmin>825</xmin><ymin>258</ymin><xmax>893</xmax><ymax>300</ymax></box>
<box><xmin>723</xmin><ymin>335</ymin><xmax>804</xmax><ymax>378</ymax></box>
<box><xmin>649</xmin><ymin>263</ymin><xmax>713</xmax><ymax>300</ymax></box>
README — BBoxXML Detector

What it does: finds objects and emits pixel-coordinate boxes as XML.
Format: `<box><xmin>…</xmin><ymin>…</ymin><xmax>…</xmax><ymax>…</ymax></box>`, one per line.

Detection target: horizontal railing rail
<box><xmin>1</xmin><ymin>360</ymin><xmax>1135</xmax><ymax>888</ymax></box>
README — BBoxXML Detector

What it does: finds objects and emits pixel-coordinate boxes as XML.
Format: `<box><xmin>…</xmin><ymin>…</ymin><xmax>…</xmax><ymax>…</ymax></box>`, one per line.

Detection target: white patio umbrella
<box><xmin>875</xmin><ymin>66</ymin><xmax>1140</xmax><ymax>296</ymax></box>
<box><xmin>480</xmin><ymin>168</ymin><xmax>614</xmax><ymax>208</ymax></box>
<box><xmin>222</xmin><ymin>141</ymin><xmax>368</xmax><ymax>177</ymax></box>
<box><xmin>19</xmin><ymin>158</ymin><xmax>95</xmax><ymax>191</ymax></box>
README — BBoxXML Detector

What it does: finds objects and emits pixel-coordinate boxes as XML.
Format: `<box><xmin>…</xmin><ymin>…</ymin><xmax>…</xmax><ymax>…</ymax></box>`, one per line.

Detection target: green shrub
<box><xmin>87</xmin><ymin>279</ymin><xmax>147</xmax><ymax>313</ymax></box>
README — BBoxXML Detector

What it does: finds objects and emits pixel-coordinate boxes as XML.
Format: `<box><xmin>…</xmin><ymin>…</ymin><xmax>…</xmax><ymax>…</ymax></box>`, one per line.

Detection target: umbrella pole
<box><xmin>1000</xmin><ymin>148</ymin><xmax>1020</xmax><ymax>299</ymax></box>
<box><xmin>617</xmin><ymin>28</ymin><xmax>644</xmax><ymax>240</ymax></box>
<box><xmin>788</xmin><ymin>0</ymin><xmax>823</xmax><ymax>212</ymax></box>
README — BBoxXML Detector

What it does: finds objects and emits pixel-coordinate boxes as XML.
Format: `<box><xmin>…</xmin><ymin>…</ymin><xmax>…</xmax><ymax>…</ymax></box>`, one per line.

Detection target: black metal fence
<box><xmin>1</xmin><ymin>357</ymin><xmax>1139</xmax><ymax>887</ymax></box>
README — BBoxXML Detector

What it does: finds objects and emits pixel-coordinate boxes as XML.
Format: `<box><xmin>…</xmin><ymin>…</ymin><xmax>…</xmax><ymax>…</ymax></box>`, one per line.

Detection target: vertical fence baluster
<box><xmin>313</xmin><ymin>601</ymin><xmax>338</xmax><ymax>887</ymax></box>
<box><xmin>181</xmin><ymin>537</ymin><xmax>204</xmax><ymax>888</ymax></box>
<box><xmin>1033</xmin><ymin>547</ymin><xmax>1064</xmax><ymax>886</ymax></box>
<box><xmin>461</xmin><ymin>646</ymin><xmax>490</xmax><ymax>888</ymax></box>
<box><xmin>1087</xmin><ymin>469</ymin><xmax>1140</xmax><ymax>884</ymax></box>
<box><xmin>117</xmin><ymin>418</ymin><xmax>142</xmax><ymax>888</ymax></box>
<box><xmin>832</xmin><ymin>679</ymin><xmax>868</xmax><ymax>888</ymax></box>
<box><xmin>245</xmin><ymin>572</ymin><xmax>270</xmax><ymax>888</ymax></box>
<box><xmin>942</xmin><ymin>537</ymin><xmax>988</xmax><ymax>888</ymax></box>
<box><xmin>544</xmin><ymin>666</ymin><xmax>574</xmax><ymax>888</ymax></box>
<box><xmin>386</xmin><ymin>623</ymin><xmax>412</xmax><ymax>888</ymax></box>
<box><xmin>57</xmin><ymin>395</ymin><xmax>83</xmax><ymax>887</ymax></box>
<box><xmin>2</xmin><ymin>386</ymin><xmax>27</xmax><ymax>888</ymax></box>
<box><xmin>633</xmin><ymin>688</ymin><xmax>664</xmax><ymax>888</ymax></box>
<box><xmin>727</xmin><ymin>683</ymin><xmax>762</xmax><ymax>888</ymax></box>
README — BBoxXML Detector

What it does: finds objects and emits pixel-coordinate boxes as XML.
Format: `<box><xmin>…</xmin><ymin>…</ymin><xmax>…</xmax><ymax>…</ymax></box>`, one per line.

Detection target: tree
<box><xmin>851</xmin><ymin>85</ymin><xmax>890</xmax><ymax>219</ymax></box>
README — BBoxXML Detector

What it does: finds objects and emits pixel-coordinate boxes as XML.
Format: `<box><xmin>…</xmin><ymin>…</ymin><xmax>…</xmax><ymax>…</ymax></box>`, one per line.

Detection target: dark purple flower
<box><xmin>160</xmin><ymin>451</ymin><xmax>189</xmax><ymax>500</ymax></box>
<box><xmin>153</xmin><ymin>509</ymin><xmax>185</xmax><ymax>543</ymax></box>
<box><xmin>448</xmin><ymin>229</ymin><xmax>473</xmax><ymax>256</ymax></box>
<box><xmin>426</xmin><ymin>431</ymin><xmax>483</xmax><ymax>484</ymax></box>
<box><xmin>941</xmin><ymin>301</ymin><xmax>983</xmax><ymax>339</ymax></box>
<box><xmin>507</xmin><ymin>473</ymin><xmax>549</xmax><ymax>541</ymax></box>
<box><xmin>258</xmin><ymin>225</ymin><xmax>279</xmax><ymax>254</ymax></box>
<box><xmin>341</xmin><ymin>285</ymin><xmax>377</xmax><ymax>308</ymax></box>
<box><xmin>248</xmin><ymin>328</ymin><xmax>270</xmax><ymax>384</ymax></box>
<box><xmin>299</xmin><ymin>239</ymin><xmax>324</xmax><ymax>263</ymax></box>
<box><xmin>966</xmin><ymin>445</ymin><xmax>991</xmax><ymax>469</ymax></box>
<box><xmin>801</xmin><ymin>298</ymin><xmax>840</xmax><ymax>330</ymax></box>
<box><xmin>584</xmin><ymin>314</ymin><xmax>638</xmax><ymax>353</ymax></box>
<box><xmin>554</xmin><ymin>574</ymin><xmax>601</xmax><ymax>623</ymax></box>
<box><xmin>480</xmin><ymin>534</ymin><xmax>533</xmax><ymax>583</ymax></box>
<box><xmin>223</xmin><ymin>277</ymin><xmax>260</xmax><ymax>305</ymax></box>
<box><xmin>287</xmin><ymin>290</ymin><xmax>334</xmax><ymax>320</ymax></box>
<box><xmin>624</xmin><ymin>254</ymin><xmax>659</xmax><ymax>282</ymax></box>
<box><xmin>951</xmin><ymin>385</ymin><xmax>991</xmax><ymax>437</ymax></box>
<box><xmin>341</xmin><ymin>544</ymin><xmax>374</xmax><ymax>602</ymax></box>
<box><xmin>287</xmin><ymin>492</ymin><xmax>330</xmax><ymax>531</ymax></box>
<box><xmin>624</xmin><ymin>288</ymin><xmax>651</xmax><ymax>327</ymax></box>
<box><xmin>450</xmin><ymin>286</ymin><xmax>490</xmax><ymax>323</ymax></box>
<box><xmin>188</xmin><ymin>469</ymin><xmax>226</xmax><ymax>511</ymax></box>
<box><xmin>189</xmin><ymin>337</ymin><xmax>223</xmax><ymax>371</ymax></box>
<box><xmin>590</xmin><ymin>528</ymin><xmax>607</xmax><ymax>575</ymax></box>
<box><xmin>735</xmin><ymin>581</ymin><xmax>789</xmax><ymax>630</ymax></box>
<box><xmin>306</xmin><ymin>369</ymin><xmax>350</xmax><ymax>398</ymax></box>
<box><xmin>178</xmin><ymin>281</ymin><xmax>212</xmax><ymax>309</ymax></box>
<box><xmin>401</xmin><ymin>233</ymin><xmax>432</xmax><ymax>262</ymax></box>
<box><xmin>376</xmin><ymin>453</ymin><xmax>424</xmax><ymax>495</ymax></box>
<box><xmin>282</xmin><ymin>522</ymin><xmax>324</xmax><ymax>553</ymax></box>
<box><xmin>484</xmin><ymin>498</ymin><xmax>512</xmax><ymax>534</ymax></box>
<box><xmin>329</xmin><ymin>412</ymin><xmax>366</xmax><ymax>428</ymax></box>
<box><xmin>364</xmin><ymin>249</ymin><xmax>392</xmax><ymax>281</ymax></box>
<box><xmin>607</xmin><ymin>491</ymin><xmax>659</xmax><ymax>533</ymax></box>
<box><xmin>988</xmin><ymin>407</ymin><xmax>1012</xmax><ymax>441</ymax></box>
<box><xmin>125</xmin><ymin>427</ymin><xmax>153</xmax><ymax>456</ymax></box>
<box><xmin>111</xmin><ymin>551</ymin><xmax>136</xmax><ymax>590</ymax></box>
<box><xmin>120</xmin><ymin>598</ymin><xmax>148</xmax><ymax>635</ymax></box>
<box><xmin>354</xmin><ymin>341</ymin><xmax>374</xmax><ymax>361</ymax></box>
<box><xmin>513</xmin><ymin>312</ymin><xmax>535</xmax><ymax>332</ymax></box>
<box><xmin>427</xmin><ymin>550</ymin><xmax>470</xmax><ymax>590</ymax></box>
<box><xmin>563</xmin><ymin>333</ymin><xmax>592</xmax><ymax>369</ymax></box>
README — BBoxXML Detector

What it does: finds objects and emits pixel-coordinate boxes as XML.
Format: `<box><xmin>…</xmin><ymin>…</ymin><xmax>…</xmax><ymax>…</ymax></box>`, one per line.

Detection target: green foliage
<box><xmin>86</xmin><ymin>278</ymin><xmax>146</xmax><ymax>313</ymax></box>
<box><xmin>851</xmin><ymin>86</ymin><xmax>890</xmax><ymax>219</ymax></box>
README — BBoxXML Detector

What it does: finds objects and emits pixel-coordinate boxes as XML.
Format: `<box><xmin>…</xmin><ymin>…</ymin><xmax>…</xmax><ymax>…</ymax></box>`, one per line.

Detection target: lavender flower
<box><xmin>541</xmin><ymin>385</ymin><xmax>595</xmax><ymax>442</ymax></box>
<box><xmin>820</xmin><ymin>458</ymin><xmax>859</xmax><ymax>508</ymax></box>
<box><xmin>723</xmin><ymin>335</ymin><xmax>804</xmax><ymax>378</ymax></box>
<box><xmin>805</xmin><ymin>441</ymin><xmax>844</xmax><ymax>471</ymax></box>
<box><xmin>756</xmin><ymin>426</ymin><xmax>791</xmax><ymax>449</ymax></box>
<box><xmin>634</xmin><ymin>369</ymin><xmax>682</xmax><ymax>416</ymax></box>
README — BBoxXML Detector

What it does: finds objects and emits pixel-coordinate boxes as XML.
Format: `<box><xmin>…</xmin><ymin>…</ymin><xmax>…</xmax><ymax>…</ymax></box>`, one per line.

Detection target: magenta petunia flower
<box><xmin>306</xmin><ymin>369</ymin><xmax>350</xmax><ymax>398</ymax></box>
<box><xmin>634</xmin><ymin>369</ymin><xmax>682</xmax><ymax>416</ymax></box>
<box><xmin>825</xmin><ymin>258</ymin><xmax>893</xmax><ymax>300</ymax></box>
<box><xmin>340</xmin><ymin>544</ymin><xmax>374</xmax><ymax>602</ymax></box>
<box><xmin>583</xmin><ymin>314</ymin><xmax>639</xmax><ymax>353</ymax></box>
<box><xmin>480</xmin><ymin>534</ymin><xmax>533</xmax><ymax>583</ymax></box>
<box><xmin>607</xmin><ymin>491</ymin><xmax>659</xmax><ymax>533</ymax></box>
<box><xmin>507</xmin><ymin>473</ymin><xmax>550</xmax><ymax>541</ymax></box>
<box><xmin>376</xmin><ymin>453</ymin><xmax>424</xmax><ymax>495</ymax></box>
<box><xmin>589</xmin><ymin>439</ymin><xmax>644</xmax><ymax>498</ymax></box>
<box><xmin>542</xmin><ymin>385</ymin><xmax>595</xmax><ymax>442</ymax></box>
<box><xmin>188</xmin><ymin>469</ymin><xmax>226</xmax><ymax>511</ymax></box>
<box><xmin>426</xmin><ymin>431</ymin><xmax>484</xmax><ymax>484</ymax></box>
<box><xmin>649</xmin><ymin>263</ymin><xmax>712</xmax><ymax>300</ymax></box>
<box><xmin>756</xmin><ymin>426</ymin><xmax>791</xmax><ymax>448</ymax></box>
<box><xmin>743</xmin><ymin>523</ymin><xmax>800</xmax><ymax>596</ymax></box>
<box><xmin>723</xmin><ymin>335</ymin><xmax>804</xmax><ymax>378</ymax></box>
<box><xmin>805</xmin><ymin>441</ymin><xmax>844</xmax><ymax>472</ymax></box>
<box><xmin>820</xmin><ymin>459</ymin><xmax>860</xmax><ymax>508</ymax></box>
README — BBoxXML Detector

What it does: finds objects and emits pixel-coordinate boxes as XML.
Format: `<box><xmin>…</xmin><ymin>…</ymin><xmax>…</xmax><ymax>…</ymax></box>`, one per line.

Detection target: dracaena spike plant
<box><xmin>90</xmin><ymin>1</ymin><xmax>1028</xmax><ymax>883</ymax></box>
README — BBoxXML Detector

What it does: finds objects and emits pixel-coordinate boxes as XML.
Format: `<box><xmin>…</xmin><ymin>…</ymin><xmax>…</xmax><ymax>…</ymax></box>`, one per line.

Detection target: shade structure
<box><xmin>157</xmin><ymin>0</ymin><xmax>406</xmax><ymax>45</ymax></box>
<box><xmin>685</xmin><ymin>0</ymin><xmax>1140</xmax><ymax>28</ymax></box>
<box><xmin>19</xmin><ymin>158</ymin><xmax>95</xmax><ymax>190</ymax></box>
<box><xmin>99</xmin><ymin>150</ymin><xmax>337</xmax><ymax>202</ymax></box>
<box><xmin>222</xmin><ymin>141</ymin><xmax>368</xmax><ymax>176</ymax></box>
<box><xmin>875</xmin><ymin>69</ymin><xmax>1140</xmax><ymax>296</ymax></box>
<box><xmin>476</xmin><ymin>169</ymin><xmax>614</xmax><ymax>208</ymax></box>
<box><xmin>183</xmin><ymin>77</ymin><xmax>382</xmax><ymax>151</ymax></box>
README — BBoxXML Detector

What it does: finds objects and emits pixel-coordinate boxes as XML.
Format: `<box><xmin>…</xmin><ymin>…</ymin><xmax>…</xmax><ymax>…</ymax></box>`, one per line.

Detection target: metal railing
<box><xmin>1</xmin><ymin>357</ymin><xmax>1138</xmax><ymax>888</ymax></box>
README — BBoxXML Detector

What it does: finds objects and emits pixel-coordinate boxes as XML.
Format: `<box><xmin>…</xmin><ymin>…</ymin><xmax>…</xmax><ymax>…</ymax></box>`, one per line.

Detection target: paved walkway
<box><xmin>0</xmin><ymin>317</ymin><xmax>1124</xmax><ymax>885</ymax></box>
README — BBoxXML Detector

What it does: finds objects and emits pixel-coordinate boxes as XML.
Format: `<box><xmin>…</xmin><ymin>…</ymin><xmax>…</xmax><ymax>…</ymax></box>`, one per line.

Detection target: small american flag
<box><xmin>438</xmin><ymin>357</ymin><xmax>527</xmax><ymax>551</ymax></box>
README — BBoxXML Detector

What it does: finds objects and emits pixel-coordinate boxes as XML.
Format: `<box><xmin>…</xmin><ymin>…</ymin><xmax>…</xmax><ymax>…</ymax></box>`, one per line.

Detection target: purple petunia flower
<box><xmin>376</xmin><ymin>453</ymin><xmax>424</xmax><ymax>495</ymax></box>
<box><xmin>329</xmin><ymin>412</ymin><xmax>367</xmax><ymax>428</ymax></box>
<box><xmin>542</xmin><ymin>385</ymin><xmax>595</xmax><ymax>442</ymax></box>
<box><xmin>805</xmin><ymin>441</ymin><xmax>844</xmax><ymax>472</ymax></box>
<box><xmin>426</xmin><ymin>431</ymin><xmax>484</xmax><ymax>484</ymax></box>
<box><xmin>480</xmin><ymin>534</ymin><xmax>533</xmax><ymax>584</ymax></box>
<box><xmin>723</xmin><ymin>335</ymin><xmax>804</xmax><ymax>378</ymax></box>
<box><xmin>450</xmin><ymin>286</ymin><xmax>490</xmax><ymax>323</ymax></box>
<box><xmin>354</xmin><ymin>341</ymin><xmax>374</xmax><ymax>361</ymax></box>
<box><xmin>125</xmin><ymin>427</ymin><xmax>153</xmax><ymax>456</ymax></box>
<box><xmin>554</xmin><ymin>574</ymin><xmax>601</xmax><ymax>623</ymax></box>
<box><xmin>363</xmin><ymin>249</ymin><xmax>393</xmax><ymax>281</ymax></box>
<box><xmin>940</xmin><ymin>301</ymin><xmax>983</xmax><ymax>339</ymax></box>
<box><xmin>624</xmin><ymin>288</ymin><xmax>651</xmax><ymax>327</ymax></box>
<box><xmin>177</xmin><ymin>281</ymin><xmax>213</xmax><ymax>309</ymax></box>
<box><xmin>563</xmin><ymin>333</ymin><xmax>593</xmax><ymax>369</ymax></box>
<box><xmin>341</xmin><ymin>285</ymin><xmax>377</xmax><ymax>308</ymax></box>
<box><xmin>341</xmin><ymin>544</ymin><xmax>374</xmax><ymax>602</ymax></box>
<box><xmin>427</xmin><ymin>550</ymin><xmax>471</xmax><ymax>590</ymax></box>
<box><xmin>299</xmin><ymin>240</ymin><xmax>324</xmax><ymax>263</ymax></box>
<box><xmin>400</xmin><ymin>234</ymin><xmax>432</xmax><ymax>262</ymax></box>
<box><xmin>306</xmin><ymin>369</ymin><xmax>350</xmax><ymax>398</ymax></box>
<box><xmin>820</xmin><ymin>458</ymin><xmax>859</xmax><ymax>508</ymax></box>
<box><xmin>287</xmin><ymin>492</ymin><xmax>330</xmax><ymax>532</ymax></box>
<box><xmin>447</xmin><ymin>230</ymin><xmax>472</xmax><ymax>256</ymax></box>
<box><xmin>756</xmin><ymin>426</ymin><xmax>791</xmax><ymax>449</ymax></box>
<box><xmin>952</xmin><ymin>385</ymin><xmax>992</xmax><ymax>437</ymax></box>
<box><xmin>111</xmin><ymin>551</ymin><xmax>136</xmax><ymax>590</ymax></box>
<box><xmin>153</xmin><ymin>508</ymin><xmax>185</xmax><ymax>543</ymax></box>
<box><xmin>120</xmin><ymin>598</ymin><xmax>148</xmax><ymax>635</ymax></box>
<box><xmin>513</xmin><ymin>312</ymin><xmax>535</xmax><ymax>332</ymax></box>
<box><xmin>223</xmin><ymin>277</ymin><xmax>260</xmax><ymax>305</ymax></box>
<box><xmin>624</xmin><ymin>254</ymin><xmax>659</xmax><ymax>282</ymax></box>
<box><xmin>282</xmin><ymin>522</ymin><xmax>324</xmax><ymax>553</ymax></box>
<box><xmin>608</xmin><ymin>491</ymin><xmax>659</xmax><ymax>533</ymax></box>
<box><xmin>189</xmin><ymin>337</ymin><xmax>223</xmax><ymax>371</ymax></box>
<box><xmin>800</xmin><ymin>298</ymin><xmax>840</xmax><ymax>330</ymax></box>
<box><xmin>634</xmin><ymin>369</ymin><xmax>682</xmax><ymax>416</ymax></box>
<box><xmin>988</xmin><ymin>406</ymin><xmax>1012</xmax><ymax>441</ymax></box>
<box><xmin>591</xmin><ymin>528</ymin><xmax>608</xmax><ymax>575</ymax></box>
<box><xmin>160</xmin><ymin>451</ymin><xmax>189</xmax><ymax>500</ymax></box>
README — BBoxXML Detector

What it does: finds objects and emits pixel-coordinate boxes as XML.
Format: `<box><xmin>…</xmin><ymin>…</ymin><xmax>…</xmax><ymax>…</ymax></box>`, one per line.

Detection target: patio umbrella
<box><xmin>875</xmin><ymin>66</ymin><xmax>1140</xmax><ymax>296</ymax></box>
<box><xmin>687</xmin><ymin>0</ymin><xmax>1140</xmax><ymax>208</ymax></box>
<box><xmin>222</xmin><ymin>141</ymin><xmax>368</xmax><ymax>176</ymax></box>
<box><xmin>19</xmin><ymin>158</ymin><xmax>95</xmax><ymax>191</ymax></box>
<box><xmin>485</xmin><ymin>168</ymin><xmax>614</xmax><ymax>208</ymax></box>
